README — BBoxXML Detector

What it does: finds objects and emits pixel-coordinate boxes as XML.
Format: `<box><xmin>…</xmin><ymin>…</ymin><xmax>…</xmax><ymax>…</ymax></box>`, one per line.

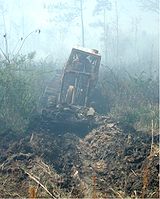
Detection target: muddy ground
<box><xmin>0</xmin><ymin>116</ymin><xmax>159</xmax><ymax>198</ymax></box>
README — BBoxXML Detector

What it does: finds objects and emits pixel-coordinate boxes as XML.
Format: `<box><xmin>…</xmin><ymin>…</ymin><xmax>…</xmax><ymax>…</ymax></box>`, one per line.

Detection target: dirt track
<box><xmin>0</xmin><ymin>119</ymin><xmax>159</xmax><ymax>198</ymax></box>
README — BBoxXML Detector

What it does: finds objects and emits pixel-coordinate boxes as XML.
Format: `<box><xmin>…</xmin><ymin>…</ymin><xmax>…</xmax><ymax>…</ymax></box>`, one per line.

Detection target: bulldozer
<box><xmin>39</xmin><ymin>46</ymin><xmax>101</xmax><ymax>135</ymax></box>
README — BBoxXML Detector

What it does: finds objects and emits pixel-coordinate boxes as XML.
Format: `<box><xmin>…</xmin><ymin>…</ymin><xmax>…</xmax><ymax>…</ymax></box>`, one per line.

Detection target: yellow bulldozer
<box><xmin>40</xmin><ymin>46</ymin><xmax>101</xmax><ymax>135</ymax></box>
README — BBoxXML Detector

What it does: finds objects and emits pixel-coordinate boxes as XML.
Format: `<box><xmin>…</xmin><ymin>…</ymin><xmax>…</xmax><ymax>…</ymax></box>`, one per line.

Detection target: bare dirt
<box><xmin>0</xmin><ymin>116</ymin><xmax>159</xmax><ymax>198</ymax></box>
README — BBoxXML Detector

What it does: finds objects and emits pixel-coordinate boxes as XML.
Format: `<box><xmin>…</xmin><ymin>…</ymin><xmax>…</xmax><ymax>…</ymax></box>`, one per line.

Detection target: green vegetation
<box><xmin>99</xmin><ymin>66</ymin><xmax>159</xmax><ymax>131</ymax></box>
<box><xmin>0</xmin><ymin>53</ymin><xmax>55</xmax><ymax>133</ymax></box>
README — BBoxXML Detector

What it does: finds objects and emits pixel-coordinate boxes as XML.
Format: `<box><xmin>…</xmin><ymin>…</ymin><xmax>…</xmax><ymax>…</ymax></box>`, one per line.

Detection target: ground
<box><xmin>0</xmin><ymin>115</ymin><xmax>159</xmax><ymax>198</ymax></box>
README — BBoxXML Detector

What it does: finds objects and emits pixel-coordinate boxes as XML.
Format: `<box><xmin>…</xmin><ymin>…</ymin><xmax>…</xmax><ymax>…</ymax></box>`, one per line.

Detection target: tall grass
<box><xmin>97</xmin><ymin>65</ymin><xmax>159</xmax><ymax>131</ymax></box>
<box><xmin>0</xmin><ymin>53</ymin><xmax>56</xmax><ymax>133</ymax></box>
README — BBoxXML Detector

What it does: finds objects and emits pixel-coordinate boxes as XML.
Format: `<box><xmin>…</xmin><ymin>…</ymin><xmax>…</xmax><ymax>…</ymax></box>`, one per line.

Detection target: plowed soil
<box><xmin>0</xmin><ymin>117</ymin><xmax>159</xmax><ymax>198</ymax></box>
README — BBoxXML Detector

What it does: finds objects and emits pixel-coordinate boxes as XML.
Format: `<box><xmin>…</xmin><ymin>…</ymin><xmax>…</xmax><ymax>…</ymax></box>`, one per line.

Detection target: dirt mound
<box><xmin>0</xmin><ymin>121</ymin><xmax>159</xmax><ymax>198</ymax></box>
<box><xmin>80</xmin><ymin>123</ymin><xmax>159</xmax><ymax>198</ymax></box>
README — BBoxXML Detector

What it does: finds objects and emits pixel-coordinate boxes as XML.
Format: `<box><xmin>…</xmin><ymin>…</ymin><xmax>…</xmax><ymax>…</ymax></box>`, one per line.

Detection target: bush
<box><xmin>0</xmin><ymin>53</ymin><xmax>56</xmax><ymax>133</ymax></box>
<box><xmin>98</xmin><ymin>66</ymin><xmax>159</xmax><ymax>131</ymax></box>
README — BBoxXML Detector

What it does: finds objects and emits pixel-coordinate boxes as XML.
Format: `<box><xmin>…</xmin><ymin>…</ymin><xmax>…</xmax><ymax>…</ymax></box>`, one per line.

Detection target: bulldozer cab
<box><xmin>59</xmin><ymin>47</ymin><xmax>101</xmax><ymax>106</ymax></box>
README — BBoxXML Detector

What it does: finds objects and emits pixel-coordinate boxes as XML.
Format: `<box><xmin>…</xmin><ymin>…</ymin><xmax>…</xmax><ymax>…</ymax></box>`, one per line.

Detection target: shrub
<box><xmin>0</xmin><ymin>54</ymin><xmax>56</xmax><ymax>133</ymax></box>
<box><xmin>97</xmin><ymin>66</ymin><xmax>159</xmax><ymax>131</ymax></box>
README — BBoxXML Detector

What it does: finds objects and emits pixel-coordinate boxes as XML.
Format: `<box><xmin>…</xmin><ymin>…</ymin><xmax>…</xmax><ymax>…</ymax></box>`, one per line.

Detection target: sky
<box><xmin>0</xmin><ymin>0</ymin><xmax>159</xmax><ymax>62</ymax></box>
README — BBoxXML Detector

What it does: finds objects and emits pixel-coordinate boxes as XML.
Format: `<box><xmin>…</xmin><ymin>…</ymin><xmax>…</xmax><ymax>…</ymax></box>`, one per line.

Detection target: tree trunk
<box><xmin>80</xmin><ymin>0</ymin><xmax>85</xmax><ymax>47</ymax></box>
<box><xmin>115</xmin><ymin>0</ymin><xmax>119</xmax><ymax>65</ymax></box>
<box><xmin>103</xmin><ymin>9</ymin><xmax>107</xmax><ymax>64</ymax></box>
